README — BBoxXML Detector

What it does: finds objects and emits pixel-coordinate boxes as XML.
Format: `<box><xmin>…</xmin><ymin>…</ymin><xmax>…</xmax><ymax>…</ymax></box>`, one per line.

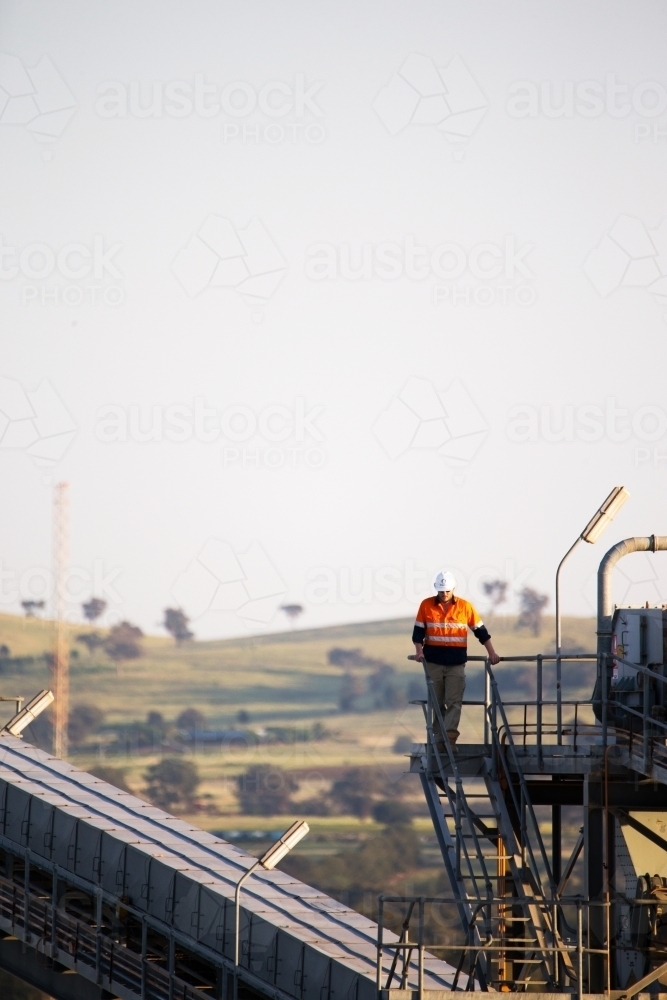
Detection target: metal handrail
<box><xmin>377</xmin><ymin>894</ymin><xmax>609</xmax><ymax>1000</ymax></box>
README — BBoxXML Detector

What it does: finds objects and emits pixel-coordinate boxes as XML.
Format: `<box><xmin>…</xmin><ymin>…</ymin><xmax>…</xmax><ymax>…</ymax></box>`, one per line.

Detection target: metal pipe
<box><xmin>597</xmin><ymin>535</ymin><xmax>667</xmax><ymax>656</ymax></box>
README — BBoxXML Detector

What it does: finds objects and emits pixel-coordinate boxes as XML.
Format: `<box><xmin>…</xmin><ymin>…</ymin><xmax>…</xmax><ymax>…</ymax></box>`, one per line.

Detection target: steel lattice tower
<box><xmin>52</xmin><ymin>481</ymin><xmax>70</xmax><ymax>758</ymax></box>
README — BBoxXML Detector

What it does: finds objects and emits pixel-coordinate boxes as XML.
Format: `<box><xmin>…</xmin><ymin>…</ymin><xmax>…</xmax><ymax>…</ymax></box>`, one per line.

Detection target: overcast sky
<box><xmin>2</xmin><ymin>1</ymin><xmax>667</xmax><ymax>640</ymax></box>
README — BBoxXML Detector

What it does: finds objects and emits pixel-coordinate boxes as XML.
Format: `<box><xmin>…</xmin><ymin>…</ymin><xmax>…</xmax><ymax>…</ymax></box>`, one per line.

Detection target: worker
<box><xmin>413</xmin><ymin>571</ymin><xmax>500</xmax><ymax>747</ymax></box>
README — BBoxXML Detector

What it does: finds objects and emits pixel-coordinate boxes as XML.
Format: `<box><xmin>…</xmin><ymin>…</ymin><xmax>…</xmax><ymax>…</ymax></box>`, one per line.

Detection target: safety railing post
<box><xmin>491</xmin><ymin>679</ymin><xmax>498</xmax><ymax>778</ymax></box>
<box><xmin>418</xmin><ymin>898</ymin><xmax>424</xmax><ymax>1000</ymax></box>
<box><xmin>425</xmin><ymin>667</ymin><xmax>434</xmax><ymax>770</ymax></box>
<box><xmin>643</xmin><ymin>662</ymin><xmax>651</xmax><ymax>771</ymax></box>
<box><xmin>556</xmin><ymin>651</ymin><xmax>562</xmax><ymax>746</ymax></box>
<box><xmin>552</xmin><ymin>901</ymin><xmax>559</xmax><ymax>987</ymax></box>
<box><xmin>141</xmin><ymin>917</ymin><xmax>147</xmax><ymax>1000</ymax></box>
<box><xmin>376</xmin><ymin>896</ymin><xmax>383</xmax><ymax>993</ymax></box>
<box><xmin>95</xmin><ymin>889</ymin><xmax>102</xmax><ymax>984</ymax></box>
<box><xmin>601</xmin><ymin>653</ymin><xmax>608</xmax><ymax>748</ymax></box>
<box><xmin>168</xmin><ymin>934</ymin><xmax>175</xmax><ymax>1000</ymax></box>
<box><xmin>536</xmin><ymin>654</ymin><xmax>543</xmax><ymax>769</ymax></box>
<box><xmin>484</xmin><ymin>660</ymin><xmax>490</xmax><ymax>747</ymax></box>
<box><xmin>23</xmin><ymin>854</ymin><xmax>30</xmax><ymax>942</ymax></box>
<box><xmin>51</xmin><ymin>869</ymin><xmax>58</xmax><ymax>961</ymax></box>
<box><xmin>577</xmin><ymin>900</ymin><xmax>583</xmax><ymax>1000</ymax></box>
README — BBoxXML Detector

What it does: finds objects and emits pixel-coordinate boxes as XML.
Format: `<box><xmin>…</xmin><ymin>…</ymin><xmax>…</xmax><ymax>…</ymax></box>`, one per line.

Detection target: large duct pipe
<box><xmin>597</xmin><ymin>535</ymin><xmax>667</xmax><ymax>657</ymax></box>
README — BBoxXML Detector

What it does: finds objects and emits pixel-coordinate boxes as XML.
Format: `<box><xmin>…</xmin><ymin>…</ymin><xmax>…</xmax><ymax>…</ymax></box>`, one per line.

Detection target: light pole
<box><xmin>555</xmin><ymin>486</ymin><xmax>630</xmax><ymax>658</ymax></box>
<box><xmin>552</xmin><ymin>485</ymin><xmax>629</xmax><ymax>895</ymax></box>
<box><xmin>234</xmin><ymin>820</ymin><xmax>309</xmax><ymax>1000</ymax></box>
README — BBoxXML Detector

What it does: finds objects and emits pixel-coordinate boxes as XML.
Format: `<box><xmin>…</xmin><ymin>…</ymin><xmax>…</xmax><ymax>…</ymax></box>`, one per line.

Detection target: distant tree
<box><xmin>89</xmin><ymin>765</ymin><xmax>131</xmax><ymax>793</ymax></box>
<box><xmin>369</xmin><ymin>664</ymin><xmax>402</xmax><ymax>709</ymax></box>
<box><xmin>237</xmin><ymin>765</ymin><xmax>299</xmax><ymax>815</ymax></box>
<box><xmin>21</xmin><ymin>600</ymin><xmax>44</xmax><ymax>618</ymax></box>
<box><xmin>147</xmin><ymin>711</ymin><xmax>165</xmax><ymax>729</ymax></box>
<box><xmin>0</xmin><ymin>645</ymin><xmax>9</xmax><ymax>659</ymax></box>
<box><xmin>104</xmin><ymin>621</ymin><xmax>143</xmax><ymax>663</ymax></box>
<box><xmin>162</xmin><ymin>607</ymin><xmax>194</xmax><ymax>644</ymax></box>
<box><xmin>482</xmin><ymin>579</ymin><xmax>508</xmax><ymax>612</ymax></box>
<box><xmin>329</xmin><ymin>768</ymin><xmax>386</xmax><ymax>819</ymax></box>
<box><xmin>68</xmin><ymin>703</ymin><xmax>105</xmax><ymax>745</ymax></box>
<box><xmin>280</xmin><ymin>604</ymin><xmax>304</xmax><ymax>627</ymax></box>
<box><xmin>237</xmin><ymin>709</ymin><xmax>251</xmax><ymax>724</ymax></box>
<box><xmin>327</xmin><ymin>647</ymin><xmax>389</xmax><ymax>669</ymax></box>
<box><xmin>240</xmin><ymin>765</ymin><xmax>299</xmax><ymax>814</ymax></box>
<box><xmin>339</xmin><ymin>672</ymin><xmax>366</xmax><ymax>712</ymax></box>
<box><xmin>76</xmin><ymin>631</ymin><xmax>105</xmax><ymax>655</ymax></box>
<box><xmin>406</xmin><ymin>677</ymin><xmax>425</xmax><ymax>702</ymax></box>
<box><xmin>176</xmin><ymin>708</ymin><xmax>206</xmax><ymax>731</ymax></box>
<box><xmin>82</xmin><ymin>598</ymin><xmax>107</xmax><ymax>623</ymax></box>
<box><xmin>372</xmin><ymin>800</ymin><xmax>412</xmax><ymax>825</ymax></box>
<box><xmin>144</xmin><ymin>757</ymin><xmax>200</xmax><ymax>812</ymax></box>
<box><xmin>393</xmin><ymin>734</ymin><xmax>413</xmax><ymax>755</ymax></box>
<box><xmin>516</xmin><ymin>587</ymin><xmax>549</xmax><ymax>637</ymax></box>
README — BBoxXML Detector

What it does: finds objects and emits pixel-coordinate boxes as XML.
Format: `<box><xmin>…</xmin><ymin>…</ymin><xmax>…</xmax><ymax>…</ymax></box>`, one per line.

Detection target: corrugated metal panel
<box><xmin>173</xmin><ymin>871</ymin><xmax>203</xmax><ymax>935</ymax></box>
<box><xmin>198</xmin><ymin>884</ymin><xmax>226</xmax><ymax>955</ymax></box>
<box><xmin>4</xmin><ymin>783</ymin><xmax>32</xmax><ymax>846</ymax></box>
<box><xmin>249</xmin><ymin>913</ymin><xmax>278</xmax><ymax>984</ymax></box>
<box><xmin>303</xmin><ymin>938</ymin><xmax>331</xmax><ymax>1000</ymax></box>
<box><xmin>28</xmin><ymin>795</ymin><xmax>54</xmax><ymax>860</ymax></box>
<box><xmin>275</xmin><ymin>930</ymin><xmax>304</xmax><ymax>998</ymax></box>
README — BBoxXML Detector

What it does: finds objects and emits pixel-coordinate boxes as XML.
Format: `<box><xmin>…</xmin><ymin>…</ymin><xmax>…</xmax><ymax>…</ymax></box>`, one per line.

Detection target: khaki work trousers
<box><xmin>425</xmin><ymin>661</ymin><xmax>466</xmax><ymax>741</ymax></box>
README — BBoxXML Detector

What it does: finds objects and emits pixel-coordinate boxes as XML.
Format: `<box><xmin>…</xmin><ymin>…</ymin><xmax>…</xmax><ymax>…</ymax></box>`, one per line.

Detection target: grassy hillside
<box><xmin>0</xmin><ymin>611</ymin><xmax>596</xmax><ymax>819</ymax></box>
<box><xmin>0</xmin><ymin>609</ymin><xmax>595</xmax><ymax>993</ymax></box>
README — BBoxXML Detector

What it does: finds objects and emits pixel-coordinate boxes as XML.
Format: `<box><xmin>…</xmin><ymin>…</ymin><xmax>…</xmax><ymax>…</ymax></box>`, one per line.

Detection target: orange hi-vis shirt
<box><xmin>412</xmin><ymin>596</ymin><xmax>491</xmax><ymax>666</ymax></box>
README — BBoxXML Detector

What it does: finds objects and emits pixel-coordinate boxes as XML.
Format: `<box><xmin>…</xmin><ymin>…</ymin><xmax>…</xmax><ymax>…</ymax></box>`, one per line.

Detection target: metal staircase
<box><xmin>414</xmin><ymin>660</ymin><xmax>572</xmax><ymax>992</ymax></box>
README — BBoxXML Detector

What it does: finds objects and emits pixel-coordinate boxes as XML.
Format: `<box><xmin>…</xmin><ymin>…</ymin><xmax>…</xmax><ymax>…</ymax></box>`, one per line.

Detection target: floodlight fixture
<box><xmin>580</xmin><ymin>486</ymin><xmax>630</xmax><ymax>544</ymax></box>
<box><xmin>3</xmin><ymin>690</ymin><xmax>54</xmax><ymax>737</ymax></box>
<box><xmin>257</xmin><ymin>820</ymin><xmax>310</xmax><ymax>871</ymax></box>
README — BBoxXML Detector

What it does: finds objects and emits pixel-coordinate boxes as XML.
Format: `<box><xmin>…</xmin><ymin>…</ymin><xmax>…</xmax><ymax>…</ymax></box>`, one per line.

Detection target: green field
<box><xmin>0</xmin><ymin>610</ymin><xmax>596</xmax><ymax>1000</ymax></box>
<box><xmin>0</xmin><ymin>610</ymin><xmax>597</xmax><ymax>825</ymax></box>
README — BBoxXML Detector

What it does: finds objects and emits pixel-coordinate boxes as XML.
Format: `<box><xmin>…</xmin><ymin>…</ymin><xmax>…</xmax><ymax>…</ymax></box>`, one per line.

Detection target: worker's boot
<box><xmin>446</xmin><ymin>731</ymin><xmax>460</xmax><ymax>754</ymax></box>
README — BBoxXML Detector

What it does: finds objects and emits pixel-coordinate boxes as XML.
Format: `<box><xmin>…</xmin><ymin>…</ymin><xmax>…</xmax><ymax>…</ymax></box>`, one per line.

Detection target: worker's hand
<box><xmin>414</xmin><ymin>644</ymin><xmax>425</xmax><ymax>663</ymax></box>
<box><xmin>485</xmin><ymin>642</ymin><xmax>500</xmax><ymax>666</ymax></box>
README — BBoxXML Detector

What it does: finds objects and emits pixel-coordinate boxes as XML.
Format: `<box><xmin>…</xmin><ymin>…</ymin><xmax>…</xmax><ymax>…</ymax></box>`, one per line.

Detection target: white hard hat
<box><xmin>434</xmin><ymin>570</ymin><xmax>457</xmax><ymax>592</ymax></box>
